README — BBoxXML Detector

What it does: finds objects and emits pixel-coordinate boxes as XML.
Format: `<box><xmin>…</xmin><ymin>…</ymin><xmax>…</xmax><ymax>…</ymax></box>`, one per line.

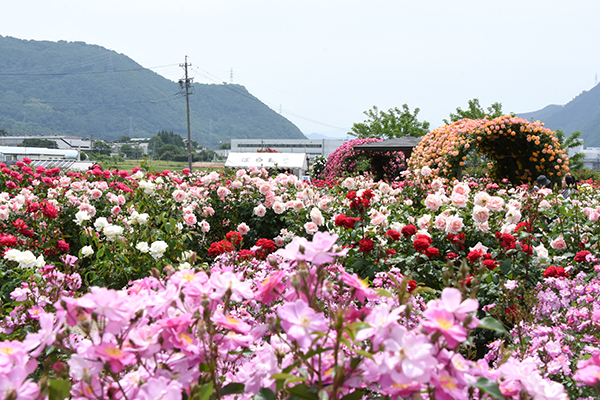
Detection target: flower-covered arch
<box><xmin>408</xmin><ymin>115</ymin><xmax>570</xmax><ymax>184</ymax></box>
<box><xmin>319</xmin><ymin>137</ymin><xmax>406</xmax><ymax>182</ymax></box>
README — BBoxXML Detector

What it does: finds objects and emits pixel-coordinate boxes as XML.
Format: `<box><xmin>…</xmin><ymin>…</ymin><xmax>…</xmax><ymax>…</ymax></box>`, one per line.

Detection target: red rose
<box><xmin>385</xmin><ymin>230</ymin><xmax>401</xmax><ymax>241</ymax></box>
<box><xmin>425</xmin><ymin>247</ymin><xmax>439</xmax><ymax>259</ymax></box>
<box><xmin>575</xmin><ymin>250</ymin><xmax>591</xmax><ymax>263</ymax></box>
<box><xmin>447</xmin><ymin>252</ymin><xmax>458</xmax><ymax>260</ymax></box>
<box><xmin>226</xmin><ymin>231</ymin><xmax>243</xmax><ymax>246</ymax></box>
<box><xmin>483</xmin><ymin>259</ymin><xmax>498</xmax><ymax>271</ymax></box>
<box><xmin>544</xmin><ymin>266</ymin><xmax>568</xmax><ymax>278</ymax></box>
<box><xmin>237</xmin><ymin>249</ymin><xmax>254</xmax><ymax>261</ymax></box>
<box><xmin>413</xmin><ymin>234</ymin><xmax>432</xmax><ymax>252</ymax></box>
<box><xmin>407</xmin><ymin>279</ymin><xmax>417</xmax><ymax>293</ymax></box>
<box><xmin>385</xmin><ymin>248</ymin><xmax>397</xmax><ymax>256</ymax></box>
<box><xmin>467</xmin><ymin>249</ymin><xmax>484</xmax><ymax>263</ymax></box>
<box><xmin>358</xmin><ymin>238</ymin><xmax>374</xmax><ymax>254</ymax></box>
<box><xmin>346</xmin><ymin>191</ymin><xmax>357</xmax><ymax>200</ymax></box>
<box><xmin>401</xmin><ymin>225</ymin><xmax>418</xmax><ymax>238</ymax></box>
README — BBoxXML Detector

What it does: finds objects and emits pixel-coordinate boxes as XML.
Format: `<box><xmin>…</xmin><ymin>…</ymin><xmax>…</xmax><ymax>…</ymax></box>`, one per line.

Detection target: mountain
<box><xmin>0</xmin><ymin>36</ymin><xmax>306</xmax><ymax>148</ymax></box>
<box><xmin>517</xmin><ymin>84</ymin><xmax>600</xmax><ymax>147</ymax></box>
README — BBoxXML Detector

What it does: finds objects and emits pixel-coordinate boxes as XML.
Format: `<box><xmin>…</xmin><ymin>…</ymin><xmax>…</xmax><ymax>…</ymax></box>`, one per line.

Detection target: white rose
<box><xmin>3</xmin><ymin>248</ymin><xmax>21</xmax><ymax>262</ymax></box>
<box><xmin>94</xmin><ymin>217</ymin><xmax>109</xmax><ymax>232</ymax></box>
<box><xmin>81</xmin><ymin>246</ymin><xmax>94</xmax><ymax>258</ymax></box>
<box><xmin>74</xmin><ymin>210</ymin><xmax>91</xmax><ymax>225</ymax></box>
<box><xmin>16</xmin><ymin>250</ymin><xmax>37</xmax><ymax>269</ymax></box>
<box><xmin>149</xmin><ymin>240</ymin><xmax>168</xmax><ymax>259</ymax></box>
<box><xmin>103</xmin><ymin>224</ymin><xmax>124</xmax><ymax>241</ymax></box>
<box><xmin>136</xmin><ymin>242</ymin><xmax>150</xmax><ymax>253</ymax></box>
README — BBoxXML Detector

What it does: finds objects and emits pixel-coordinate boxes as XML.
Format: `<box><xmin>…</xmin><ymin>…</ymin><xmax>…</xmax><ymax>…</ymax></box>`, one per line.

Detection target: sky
<box><xmin>2</xmin><ymin>0</ymin><xmax>600</xmax><ymax>138</ymax></box>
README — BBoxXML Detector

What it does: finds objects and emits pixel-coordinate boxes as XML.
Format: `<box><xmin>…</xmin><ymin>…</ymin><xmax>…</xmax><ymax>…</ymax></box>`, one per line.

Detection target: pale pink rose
<box><xmin>473</xmin><ymin>191</ymin><xmax>490</xmax><ymax>207</ymax></box>
<box><xmin>0</xmin><ymin>207</ymin><xmax>8</xmax><ymax>221</ymax></box>
<box><xmin>550</xmin><ymin>236</ymin><xmax>567</xmax><ymax>250</ymax></box>
<box><xmin>505</xmin><ymin>207</ymin><xmax>521</xmax><ymax>224</ymax></box>
<box><xmin>237</xmin><ymin>223</ymin><xmax>250</xmax><ymax>235</ymax></box>
<box><xmin>476</xmin><ymin>221</ymin><xmax>489</xmax><ymax>233</ymax></box>
<box><xmin>259</xmin><ymin>183</ymin><xmax>272</xmax><ymax>195</ymax></box>
<box><xmin>539</xmin><ymin>200</ymin><xmax>551</xmax><ymax>209</ymax></box>
<box><xmin>434</xmin><ymin>214</ymin><xmax>447</xmax><ymax>231</ymax></box>
<box><xmin>200</xmin><ymin>220</ymin><xmax>210</xmax><ymax>233</ymax></box>
<box><xmin>318</xmin><ymin>198</ymin><xmax>332</xmax><ymax>211</ymax></box>
<box><xmin>292</xmin><ymin>200</ymin><xmax>304</xmax><ymax>212</ymax></box>
<box><xmin>264</xmin><ymin>197</ymin><xmax>275</xmax><ymax>208</ymax></box>
<box><xmin>431</xmin><ymin>178</ymin><xmax>443</xmax><ymax>191</ymax></box>
<box><xmin>486</xmin><ymin>196</ymin><xmax>505</xmax><ymax>212</ymax></box>
<box><xmin>451</xmin><ymin>192</ymin><xmax>468</xmax><ymax>208</ymax></box>
<box><xmin>217</xmin><ymin>187</ymin><xmax>231</xmax><ymax>197</ymax></box>
<box><xmin>425</xmin><ymin>193</ymin><xmax>442</xmax><ymax>212</ymax></box>
<box><xmin>254</xmin><ymin>204</ymin><xmax>267</xmax><ymax>217</ymax></box>
<box><xmin>452</xmin><ymin>183</ymin><xmax>470</xmax><ymax>196</ymax></box>
<box><xmin>274</xmin><ymin>236</ymin><xmax>285</xmax><ymax>247</ymax></box>
<box><xmin>445</xmin><ymin>215</ymin><xmax>464</xmax><ymax>235</ymax></box>
<box><xmin>111</xmin><ymin>206</ymin><xmax>121</xmax><ymax>215</ymax></box>
<box><xmin>71</xmin><ymin>181</ymin><xmax>84</xmax><ymax>191</ymax></box>
<box><xmin>90</xmin><ymin>189</ymin><xmax>103</xmax><ymax>199</ymax></box>
<box><xmin>590</xmin><ymin>211</ymin><xmax>600</xmax><ymax>222</ymax></box>
<box><xmin>202</xmin><ymin>207</ymin><xmax>215</xmax><ymax>217</ymax></box>
<box><xmin>304</xmin><ymin>222</ymin><xmax>318</xmax><ymax>235</ymax></box>
<box><xmin>371</xmin><ymin>212</ymin><xmax>387</xmax><ymax>226</ymax></box>
<box><xmin>507</xmin><ymin>199</ymin><xmax>521</xmax><ymax>210</ymax></box>
<box><xmin>417</xmin><ymin>214</ymin><xmax>432</xmax><ymax>230</ymax></box>
<box><xmin>310</xmin><ymin>207</ymin><xmax>324</xmax><ymax>226</ymax></box>
<box><xmin>500</xmin><ymin>223</ymin><xmax>516</xmax><ymax>234</ymax></box>
<box><xmin>183</xmin><ymin>213</ymin><xmax>197</xmax><ymax>226</ymax></box>
<box><xmin>272</xmin><ymin>201</ymin><xmax>286</xmax><ymax>215</ymax></box>
<box><xmin>231</xmin><ymin>180</ymin><xmax>243</xmax><ymax>189</ymax></box>
<box><xmin>472</xmin><ymin>206</ymin><xmax>490</xmax><ymax>224</ymax></box>
<box><xmin>342</xmin><ymin>177</ymin><xmax>355</xmax><ymax>189</ymax></box>
<box><xmin>421</xmin><ymin>165</ymin><xmax>432</xmax><ymax>177</ymax></box>
<box><xmin>173</xmin><ymin>190</ymin><xmax>188</xmax><ymax>203</ymax></box>
<box><xmin>235</xmin><ymin>169</ymin><xmax>247</xmax><ymax>178</ymax></box>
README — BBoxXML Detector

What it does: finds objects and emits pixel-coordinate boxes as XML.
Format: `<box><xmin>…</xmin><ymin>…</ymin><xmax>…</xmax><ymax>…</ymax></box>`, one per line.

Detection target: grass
<box><xmin>97</xmin><ymin>158</ymin><xmax>225</xmax><ymax>173</ymax></box>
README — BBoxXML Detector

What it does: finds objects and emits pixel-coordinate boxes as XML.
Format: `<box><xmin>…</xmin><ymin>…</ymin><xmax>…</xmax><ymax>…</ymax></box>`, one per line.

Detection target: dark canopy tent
<box><xmin>352</xmin><ymin>136</ymin><xmax>422</xmax><ymax>159</ymax></box>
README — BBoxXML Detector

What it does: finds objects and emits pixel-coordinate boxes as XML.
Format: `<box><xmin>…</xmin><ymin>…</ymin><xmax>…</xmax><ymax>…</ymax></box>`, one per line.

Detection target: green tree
<box><xmin>444</xmin><ymin>98</ymin><xmax>504</xmax><ymax>124</ymax></box>
<box><xmin>349</xmin><ymin>104</ymin><xmax>430</xmax><ymax>139</ymax></box>
<box><xmin>118</xmin><ymin>144</ymin><xmax>141</xmax><ymax>158</ymax></box>
<box><xmin>556</xmin><ymin>129</ymin><xmax>585</xmax><ymax>171</ymax></box>
<box><xmin>20</xmin><ymin>138</ymin><xmax>58</xmax><ymax>148</ymax></box>
<box><xmin>0</xmin><ymin>129</ymin><xmax>8</xmax><ymax>136</ymax></box>
<box><xmin>93</xmin><ymin>140</ymin><xmax>112</xmax><ymax>156</ymax></box>
<box><xmin>219</xmin><ymin>142</ymin><xmax>231</xmax><ymax>150</ymax></box>
<box><xmin>116</xmin><ymin>135</ymin><xmax>131</xmax><ymax>143</ymax></box>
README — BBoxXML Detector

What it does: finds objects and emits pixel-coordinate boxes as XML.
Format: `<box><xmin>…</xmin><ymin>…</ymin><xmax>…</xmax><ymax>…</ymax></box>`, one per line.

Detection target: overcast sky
<box><xmin>2</xmin><ymin>0</ymin><xmax>600</xmax><ymax>137</ymax></box>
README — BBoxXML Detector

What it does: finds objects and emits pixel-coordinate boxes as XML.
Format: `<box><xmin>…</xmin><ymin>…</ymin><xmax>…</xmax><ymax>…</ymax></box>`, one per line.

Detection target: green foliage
<box><xmin>19</xmin><ymin>138</ymin><xmax>58</xmax><ymax>148</ymax></box>
<box><xmin>92</xmin><ymin>140</ymin><xmax>111</xmax><ymax>155</ymax></box>
<box><xmin>219</xmin><ymin>142</ymin><xmax>231</xmax><ymax>150</ymax></box>
<box><xmin>0</xmin><ymin>36</ymin><xmax>304</xmax><ymax>148</ymax></box>
<box><xmin>349</xmin><ymin>104</ymin><xmax>430</xmax><ymax>140</ymax></box>
<box><xmin>444</xmin><ymin>98</ymin><xmax>504</xmax><ymax>124</ymax></box>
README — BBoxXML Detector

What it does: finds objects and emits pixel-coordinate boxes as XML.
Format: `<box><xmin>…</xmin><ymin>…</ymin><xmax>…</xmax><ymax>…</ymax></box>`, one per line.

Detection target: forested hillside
<box><xmin>518</xmin><ymin>83</ymin><xmax>600</xmax><ymax>147</ymax></box>
<box><xmin>0</xmin><ymin>36</ymin><xmax>305</xmax><ymax>147</ymax></box>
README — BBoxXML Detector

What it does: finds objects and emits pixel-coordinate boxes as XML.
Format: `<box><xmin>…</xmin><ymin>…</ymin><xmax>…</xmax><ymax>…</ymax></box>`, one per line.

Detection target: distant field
<box><xmin>98</xmin><ymin>159</ymin><xmax>225</xmax><ymax>173</ymax></box>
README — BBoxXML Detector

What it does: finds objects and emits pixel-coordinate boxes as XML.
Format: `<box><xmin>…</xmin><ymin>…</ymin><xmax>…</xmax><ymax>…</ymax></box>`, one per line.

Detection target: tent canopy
<box><xmin>225</xmin><ymin>152</ymin><xmax>308</xmax><ymax>172</ymax></box>
<box><xmin>353</xmin><ymin>137</ymin><xmax>422</xmax><ymax>158</ymax></box>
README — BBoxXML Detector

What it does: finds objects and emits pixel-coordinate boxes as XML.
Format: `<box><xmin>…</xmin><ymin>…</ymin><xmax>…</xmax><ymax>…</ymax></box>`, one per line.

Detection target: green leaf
<box><xmin>271</xmin><ymin>373</ymin><xmax>301</xmax><ymax>381</ymax></box>
<box><xmin>376</xmin><ymin>288</ymin><xmax>393</xmax><ymax>298</ymax></box>
<box><xmin>472</xmin><ymin>377</ymin><xmax>506</xmax><ymax>400</ymax></box>
<box><xmin>478</xmin><ymin>316</ymin><xmax>507</xmax><ymax>334</ymax></box>
<box><xmin>355</xmin><ymin>349</ymin><xmax>374</xmax><ymax>360</ymax></box>
<box><xmin>285</xmin><ymin>383</ymin><xmax>319</xmax><ymax>400</ymax></box>
<box><xmin>196</xmin><ymin>381</ymin><xmax>214</xmax><ymax>400</ymax></box>
<box><xmin>341</xmin><ymin>390</ymin><xmax>365</xmax><ymax>400</ymax></box>
<box><xmin>221</xmin><ymin>382</ymin><xmax>245</xmax><ymax>396</ymax></box>
<box><xmin>49</xmin><ymin>379</ymin><xmax>71</xmax><ymax>400</ymax></box>
<box><xmin>254</xmin><ymin>388</ymin><xmax>276</xmax><ymax>400</ymax></box>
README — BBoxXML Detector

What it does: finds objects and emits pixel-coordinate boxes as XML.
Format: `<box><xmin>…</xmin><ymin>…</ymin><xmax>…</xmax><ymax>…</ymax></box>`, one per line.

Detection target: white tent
<box><xmin>225</xmin><ymin>152</ymin><xmax>308</xmax><ymax>177</ymax></box>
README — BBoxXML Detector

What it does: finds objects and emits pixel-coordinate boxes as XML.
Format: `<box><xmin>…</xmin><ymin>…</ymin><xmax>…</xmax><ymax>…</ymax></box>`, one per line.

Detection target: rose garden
<box><xmin>0</xmin><ymin>116</ymin><xmax>599</xmax><ymax>399</ymax></box>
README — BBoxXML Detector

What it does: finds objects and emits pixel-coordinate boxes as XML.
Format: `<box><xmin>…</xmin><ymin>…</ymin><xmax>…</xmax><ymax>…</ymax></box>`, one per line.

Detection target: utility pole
<box><xmin>179</xmin><ymin>56</ymin><xmax>193</xmax><ymax>171</ymax></box>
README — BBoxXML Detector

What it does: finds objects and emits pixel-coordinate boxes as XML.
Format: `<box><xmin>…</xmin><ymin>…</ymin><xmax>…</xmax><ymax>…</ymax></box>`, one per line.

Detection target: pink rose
<box><xmin>550</xmin><ymin>235</ymin><xmax>567</xmax><ymax>250</ymax></box>
<box><xmin>425</xmin><ymin>194</ymin><xmax>442</xmax><ymax>212</ymax></box>
<box><xmin>434</xmin><ymin>214</ymin><xmax>447</xmax><ymax>231</ymax></box>
<box><xmin>183</xmin><ymin>213</ymin><xmax>197</xmax><ymax>226</ymax></box>
<box><xmin>472</xmin><ymin>206</ymin><xmax>490</xmax><ymax>224</ymax></box>
<box><xmin>451</xmin><ymin>192</ymin><xmax>468</xmax><ymax>208</ymax></box>
<box><xmin>486</xmin><ymin>196</ymin><xmax>505</xmax><ymax>212</ymax></box>
<box><xmin>445</xmin><ymin>215</ymin><xmax>464</xmax><ymax>235</ymax></box>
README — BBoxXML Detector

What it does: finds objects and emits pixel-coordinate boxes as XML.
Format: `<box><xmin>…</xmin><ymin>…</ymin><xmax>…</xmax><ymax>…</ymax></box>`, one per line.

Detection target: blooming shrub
<box><xmin>409</xmin><ymin>115</ymin><xmax>570</xmax><ymax>185</ymax></box>
<box><xmin>319</xmin><ymin>138</ymin><xmax>406</xmax><ymax>181</ymax></box>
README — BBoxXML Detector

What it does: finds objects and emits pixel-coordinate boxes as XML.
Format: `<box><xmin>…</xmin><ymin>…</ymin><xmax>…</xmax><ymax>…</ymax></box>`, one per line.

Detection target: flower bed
<box><xmin>0</xmin><ymin>160</ymin><xmax>599</xmax><ymax>399</ymax></box>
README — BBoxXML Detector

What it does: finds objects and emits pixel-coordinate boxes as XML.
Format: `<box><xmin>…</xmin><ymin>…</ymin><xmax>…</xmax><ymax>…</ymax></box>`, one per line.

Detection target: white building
<box><xmin>230</xmin><ymin>139</ymin><xmax>346</xmax><ymax>160</ymax></box>
<box><xmin>0</xmin><ymin>135</ymin><xmax>92</xmax><ymax>151</ymax></box>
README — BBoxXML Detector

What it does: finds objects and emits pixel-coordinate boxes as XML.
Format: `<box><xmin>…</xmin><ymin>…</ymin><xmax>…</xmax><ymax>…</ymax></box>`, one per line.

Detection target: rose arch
<box><xmin>408</xmin><ymin>115</ymin><xmax>570</xmax><ymax>184</ymax></box>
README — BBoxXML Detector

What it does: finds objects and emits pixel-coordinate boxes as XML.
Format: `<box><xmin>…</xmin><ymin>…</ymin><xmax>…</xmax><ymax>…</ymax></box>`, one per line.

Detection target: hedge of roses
<box><xmin>408</xmin><ymin>116</ymin><xmax>570</xmax><ymax>185</ymax></box>
<box><xmin>0</xmin><ymin>159</ymin><xmax>599</xmax><ymax>399</ymax></box>
<box><xmin>318</xmin><ymin>138</ymin><xmax>406</xmax><ymax>182</ymax></box>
